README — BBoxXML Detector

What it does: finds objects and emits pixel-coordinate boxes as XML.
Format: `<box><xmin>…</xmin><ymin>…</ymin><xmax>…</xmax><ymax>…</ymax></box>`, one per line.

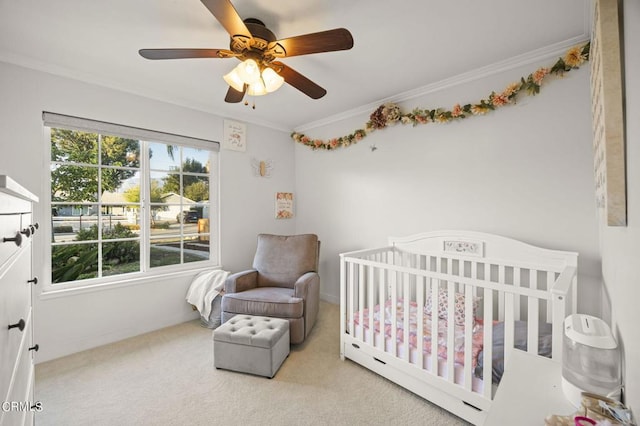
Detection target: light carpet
<box><xmin>35</xmin><ymin>301</ymin><xmax>470</xmax><ymax>426</ymax></box>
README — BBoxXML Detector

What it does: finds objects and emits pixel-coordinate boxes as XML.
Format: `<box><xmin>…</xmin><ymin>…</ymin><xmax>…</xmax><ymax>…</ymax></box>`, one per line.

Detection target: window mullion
<box><xmin>179</xmin><ymin>146</ymin><xmax>184</xmax><ymax>265</ymax></box>
<box><xmin>97</xmin><ymin>134</ymin><xmax>103</xmax><ymax>278</ymax></box>
<box><xmin>141</xmin><ymin>140</ymin><xmax>150</xmax><ymax>273</ymax></box>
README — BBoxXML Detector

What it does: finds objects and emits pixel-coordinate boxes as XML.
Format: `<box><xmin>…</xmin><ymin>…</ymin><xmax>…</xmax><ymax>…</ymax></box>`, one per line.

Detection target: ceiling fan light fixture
<box><xmin>262</xmin><ymin>67</ymin><xmax>285</xmax><ymax>93</ymax></box>
<box><xmin>247</xmin><ymin>79</ymin><xmax>267</xmax><ymax>96</ymax></box>
<box><xmin>223</xmin><ymin>68</ymin><xmax>245</xmax><ymax>92</ymax></box>
<box><xmin>236</xmin><ymin>59</ymin><xmax>261</xmax><ymax>84</ymax></box>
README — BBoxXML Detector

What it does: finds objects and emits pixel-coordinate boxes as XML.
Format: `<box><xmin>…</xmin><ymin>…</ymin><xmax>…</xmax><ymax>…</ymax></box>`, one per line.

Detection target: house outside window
<box><xmin>45</xmin><ymin>112</ymin><xmax>219</xmax><ymax>289</ymax></box>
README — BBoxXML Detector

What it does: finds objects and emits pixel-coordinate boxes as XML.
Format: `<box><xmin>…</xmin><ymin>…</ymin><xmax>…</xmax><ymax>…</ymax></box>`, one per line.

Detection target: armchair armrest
<box><xmin>294</xmin><ymin>272</ymin><xmax>320</xmax><ymax>339</ymax></box>
<box><xmin>225</xmin><ymin>269</ymin><xmax>258</xmax><ymax>294</ymax></box>
<box><xmin>294</xmin><ymin>272</ymin><xmax>319</xmax><ymax>299</ymax></box>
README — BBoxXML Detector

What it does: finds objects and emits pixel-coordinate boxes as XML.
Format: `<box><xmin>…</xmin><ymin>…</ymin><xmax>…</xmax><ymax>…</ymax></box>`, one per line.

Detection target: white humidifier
<box><xmin>562</xmin><ymin>314</ymin><xmax>621</xmax><ymax>407</ymax></box>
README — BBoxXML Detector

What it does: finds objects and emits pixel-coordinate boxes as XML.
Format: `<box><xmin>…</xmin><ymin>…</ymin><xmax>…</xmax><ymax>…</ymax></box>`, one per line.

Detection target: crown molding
<box><xmin>294</xmin><ymin>36</ymin><xmax>590</xmax><ymax>133</ymax></box>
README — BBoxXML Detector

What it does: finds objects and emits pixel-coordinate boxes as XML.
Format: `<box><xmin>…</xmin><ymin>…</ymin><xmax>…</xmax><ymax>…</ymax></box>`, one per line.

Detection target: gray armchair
<box><xmin>221</xmin><ymin>234</ymin><xmax>320</xmax><ymax>344</ymax></box>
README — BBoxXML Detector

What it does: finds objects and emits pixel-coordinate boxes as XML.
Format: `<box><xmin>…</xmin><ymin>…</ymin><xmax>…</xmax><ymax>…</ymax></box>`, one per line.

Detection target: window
<box><xmin>44</xmin><ymin>113</ymin><xmax>219</xmax><ymax>288</ymax></box>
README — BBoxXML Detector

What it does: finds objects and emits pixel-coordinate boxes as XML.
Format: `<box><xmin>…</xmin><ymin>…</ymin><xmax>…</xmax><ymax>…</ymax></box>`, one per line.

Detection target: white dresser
<box><xmin>0</xmin><ymin>176</ymin><xmax>39</xmax><ymax>426</ymax></box>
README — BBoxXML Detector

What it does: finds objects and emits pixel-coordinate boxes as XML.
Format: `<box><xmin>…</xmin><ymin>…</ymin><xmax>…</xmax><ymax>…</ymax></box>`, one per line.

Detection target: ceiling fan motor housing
<box><xmin>230</xmin><ymin>18</ymin><xmax>281</xmax><ymax>62</ymax></box>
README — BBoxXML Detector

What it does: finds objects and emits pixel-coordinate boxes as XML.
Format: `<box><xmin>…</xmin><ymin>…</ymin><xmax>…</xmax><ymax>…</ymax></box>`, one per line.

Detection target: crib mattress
<box><xmin>351</xmin><ymin>299</ymin><xmax>486</xmax><ymax>393</ymax></box>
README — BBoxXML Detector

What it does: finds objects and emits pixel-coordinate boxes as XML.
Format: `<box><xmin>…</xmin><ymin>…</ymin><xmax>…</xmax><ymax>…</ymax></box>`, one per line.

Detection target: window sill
<box><xmin>38</xmin><ymin>264</ymin><xmax>222</xmax><ymax>300</ymax></box>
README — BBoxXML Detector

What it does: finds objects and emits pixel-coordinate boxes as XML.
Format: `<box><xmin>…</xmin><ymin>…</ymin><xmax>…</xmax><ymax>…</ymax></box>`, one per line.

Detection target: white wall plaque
<box><xmin>223</xmin><ymin>119</ymin><xmax>246</xmax><ymax>152</ymax></box>
<box><xmin>590</xmin><ymin>0</ymin><xmax>626</xmax><ymax>226</ymax></box>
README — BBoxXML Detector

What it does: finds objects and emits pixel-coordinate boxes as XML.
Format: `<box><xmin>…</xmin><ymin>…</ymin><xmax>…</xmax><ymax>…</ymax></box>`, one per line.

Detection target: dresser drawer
<box><xmin>0</xmin><ymin>249</ymin><xmax>32</xmax><ymax>401</ymax></box>
<box><xmin>0</xmin><ymin>245</ymin><xmax>31</xmax><ymax>322</ymax></box>
<box><xmin>0</xmin><ymin>313</ymin><xmax>35</xmax><ymax>426</ymax></box>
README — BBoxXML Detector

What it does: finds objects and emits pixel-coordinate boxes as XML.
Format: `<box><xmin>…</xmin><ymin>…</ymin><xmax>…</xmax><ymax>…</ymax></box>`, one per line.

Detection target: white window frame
<box><xmin>42</xmin><ymin>112</ymin><xmax>220</xmax><ymax>293</ymax></box>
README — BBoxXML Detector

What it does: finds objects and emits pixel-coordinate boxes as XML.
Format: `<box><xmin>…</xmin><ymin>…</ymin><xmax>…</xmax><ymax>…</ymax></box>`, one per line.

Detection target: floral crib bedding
<box><xmin>351</xmin><ymin>298</ymin><xmax>485</xmax><ymax>369</ymax></box>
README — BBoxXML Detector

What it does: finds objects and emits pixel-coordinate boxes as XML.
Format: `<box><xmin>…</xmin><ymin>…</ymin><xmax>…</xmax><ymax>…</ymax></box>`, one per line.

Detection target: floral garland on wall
<box><xmin>291</xmin><ymin>42</ymin><xmax>590</xmax><ymax>151</ymax></box>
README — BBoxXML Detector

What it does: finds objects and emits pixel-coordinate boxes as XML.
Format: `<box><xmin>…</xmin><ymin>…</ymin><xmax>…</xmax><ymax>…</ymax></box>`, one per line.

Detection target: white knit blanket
<box><xmin>186</xmin><ymin>269</ymin><xmax>229</xmax><ymax>320</ymax></box>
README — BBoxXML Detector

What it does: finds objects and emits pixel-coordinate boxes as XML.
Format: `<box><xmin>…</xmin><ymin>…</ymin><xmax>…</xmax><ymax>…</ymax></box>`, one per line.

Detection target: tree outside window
<box><xmin>50</xmin><ymin>128</ymin><xmax>215</xmax><ymax>285</ymax></box>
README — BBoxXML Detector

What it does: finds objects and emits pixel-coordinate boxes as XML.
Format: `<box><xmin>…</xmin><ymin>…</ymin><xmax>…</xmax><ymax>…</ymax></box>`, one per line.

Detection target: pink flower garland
<box><xmin>291</xmin><ymin>42</ymin><xmax>590</xmax><ymax>151</ymax></box>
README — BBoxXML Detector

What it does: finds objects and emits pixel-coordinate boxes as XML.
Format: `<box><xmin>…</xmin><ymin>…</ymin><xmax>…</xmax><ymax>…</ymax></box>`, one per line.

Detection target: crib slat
<box><xmin>482</xmin><ymin>287</ymin><xmax>493</xmax><ymax>399</ymax></box>
<box><xmin>348</xmin><ymin>261</ymin><xmax>355</xmax><ymax>337</ymax></box>
<box><xmin>390</xmin><ymin>270</ymin><xmax>398</xmax><ymax>358</ymax></box>
<box><xmin>340</xmin><ymin>256</ymin><xmax>346</xmax><ymax>360</ymax></box>
<box><xmin>446</xmin><ymin>280</ymin><xmax>455</xmax><ymax>383</ymax></box>
<box><xmin>368</xmin><ymin>265</ymin><xmax>375</xmax><ymax>343</ymax></box>
<box><xmin>403</xmin><ymin>275</ymin><xmax>410</xmax><ymax>362</ymax></box>
<box><xmin>431</xmin><ymin>279</ymin><xmax>439</xmax><ymax>375</ymax></box>
<box><xmin>527</xmin><ymin>269</ymin><xmax>539</xmax><ymax>355</ymax></box>
<box><xmin>572</xmin><ymin>275</ymin><xmax>578</xmax><ymax>314</ymax></box>
<box><xmin>358</xmin><ymin>264</ymin><xmax>365</xmax><ymax>332</ymax></box>
<box><xmin>513</xmin><ymin>267</ymin><xmax>521</xmax><ymax>321</ymax></box>
<box><xmin>379</xmin><ymin>266</ymin><xmax>386</xmax><ymax>351</ymax></box>
<box><xmin>416</xmin><ymin>276</ymin><xmax>425</xmax><ymax>369</ymax></box>
<box><xmin>503</xmin><ymin>292</ymin><xmax>515</xmax><ymax>366</ymax></box>
<box><xmin>498</xmin><ymin>264</ymin><xmax>505</xmax><ymax>321</ymax></box>
<box><xmin>546</xmin><ymin>271</ymin><xmax>555</xmax><ymax>322</ymax></box>
<box><xmin>551</xmin><ymin>291</ymin><xmax>566</xmax><ymax>361</ymax></box>
<box><xmin>527</xmin><ymin>297</ymin><xmax>540</xmax><ymax>355</ymax></box>
<box><xmin>463</xmin><ymin>284</ymin><xmax>474</xmax><ymax>391</ymax></box>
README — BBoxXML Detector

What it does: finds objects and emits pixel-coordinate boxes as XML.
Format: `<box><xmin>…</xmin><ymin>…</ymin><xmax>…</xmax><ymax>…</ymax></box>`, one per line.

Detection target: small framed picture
<box><xmin>275</xmin><ymin>192</ymin><xmax>293</xmax><ymax>219</ymax></box>
<box><xmin>223</xmin><ymin>119</ymin><xmax>246</xmax><ymax>151</ymax></box>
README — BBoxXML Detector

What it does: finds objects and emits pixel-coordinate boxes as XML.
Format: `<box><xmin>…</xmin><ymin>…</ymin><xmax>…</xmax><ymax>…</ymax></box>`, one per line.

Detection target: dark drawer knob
<box><xmin>28</xmin><ymin>277</ymin><xmax>38</xmax><ymax>285</ymax></box>
<box><xmin>29</xmin><ymin>344</ymin><xmax>39</xmax><ymax>352</ymax></box>
<box><xmin>30</xmin><ymin>223</ymin><xmax>39</xmax><ymax>235</ymax></box>
<box><xmin>20</xmin><ymin>227</ymin><xmax>31</xmax><ymax>238</ymax></box>
<box><xmin>2</xmin><ymin>232</ymin><xmax>22</xmax><ymax>247</ymax></box>
<box><xmin>8</xmin><ymin>319</ymin><xmax>25</xmax><ymax>332</ymax></box>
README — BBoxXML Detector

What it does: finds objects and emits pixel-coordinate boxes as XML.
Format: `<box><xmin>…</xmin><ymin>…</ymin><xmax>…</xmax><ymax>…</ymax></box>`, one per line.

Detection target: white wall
<box><xmin>294</xmin><ymin>58</ymin><xmax>601</xmax><ymax>313</ymax></box>
<box><xmin>598</xmin><ymin>0</ymin><xmax>640</xmax><ymax>414</ymax></box>
<box><xmin>0</xmin><ymin>61</ymin><xmax>296</xmax><ymax>362</ymax></box>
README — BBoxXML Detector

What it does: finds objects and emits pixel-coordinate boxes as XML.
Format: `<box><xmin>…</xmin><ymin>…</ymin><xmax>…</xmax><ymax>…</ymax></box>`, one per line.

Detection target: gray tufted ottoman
<box><xmin>213</xmin><ymin>315</ymin><xmax>290</xmax><ymax>378</ymax></box>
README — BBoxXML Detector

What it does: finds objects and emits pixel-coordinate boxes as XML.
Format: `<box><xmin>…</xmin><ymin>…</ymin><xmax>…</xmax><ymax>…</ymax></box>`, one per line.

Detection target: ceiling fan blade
<box><xmin>271</xmin><ymin>28</ymin><xmax>353</xmax><ymax>58</ymax></box>
<box><xmin>273</xmin><ymin>62</ymin><xmax>326</xmax><ymax>99</ymax></box>
<box><xmin>139</xmin><ymin>48</ymin><xmax>233</xmax><ymax>60</ymax></box>
<box><xmin>200</xmin><ymin>0</ymin><xmax>252</xmax><ymax>38</ymax></box>
<box><xmin>224</xmin><ymin>85</ymin><xmax>246</xmax><ymax>103</ymax></box>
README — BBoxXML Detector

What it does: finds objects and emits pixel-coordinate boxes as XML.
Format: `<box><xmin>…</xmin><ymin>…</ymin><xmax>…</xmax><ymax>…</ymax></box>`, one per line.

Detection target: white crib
<box><xmin>339</xmin><ymin>230</ymin><xmax>578</xmax><ymax>425</ymax></box>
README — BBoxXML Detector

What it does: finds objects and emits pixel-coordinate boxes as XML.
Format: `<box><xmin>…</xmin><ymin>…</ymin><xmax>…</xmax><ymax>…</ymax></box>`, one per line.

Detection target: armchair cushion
<box><xmin>253</xmin><ymin>234</ymin><xmax>319</xmax><ymax>288</ymax></box>
<box><xmin>222</xmin><ymin>287</ymin><xmax>303</xmax><ymax>319</ymax></box>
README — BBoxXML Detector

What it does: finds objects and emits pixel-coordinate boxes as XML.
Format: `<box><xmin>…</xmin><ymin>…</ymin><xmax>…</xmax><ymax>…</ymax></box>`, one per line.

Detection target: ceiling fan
<box><xmin>139</xmin><ymin>0</ymin><xmax>354</xmax><ymax>103</ymax></box>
